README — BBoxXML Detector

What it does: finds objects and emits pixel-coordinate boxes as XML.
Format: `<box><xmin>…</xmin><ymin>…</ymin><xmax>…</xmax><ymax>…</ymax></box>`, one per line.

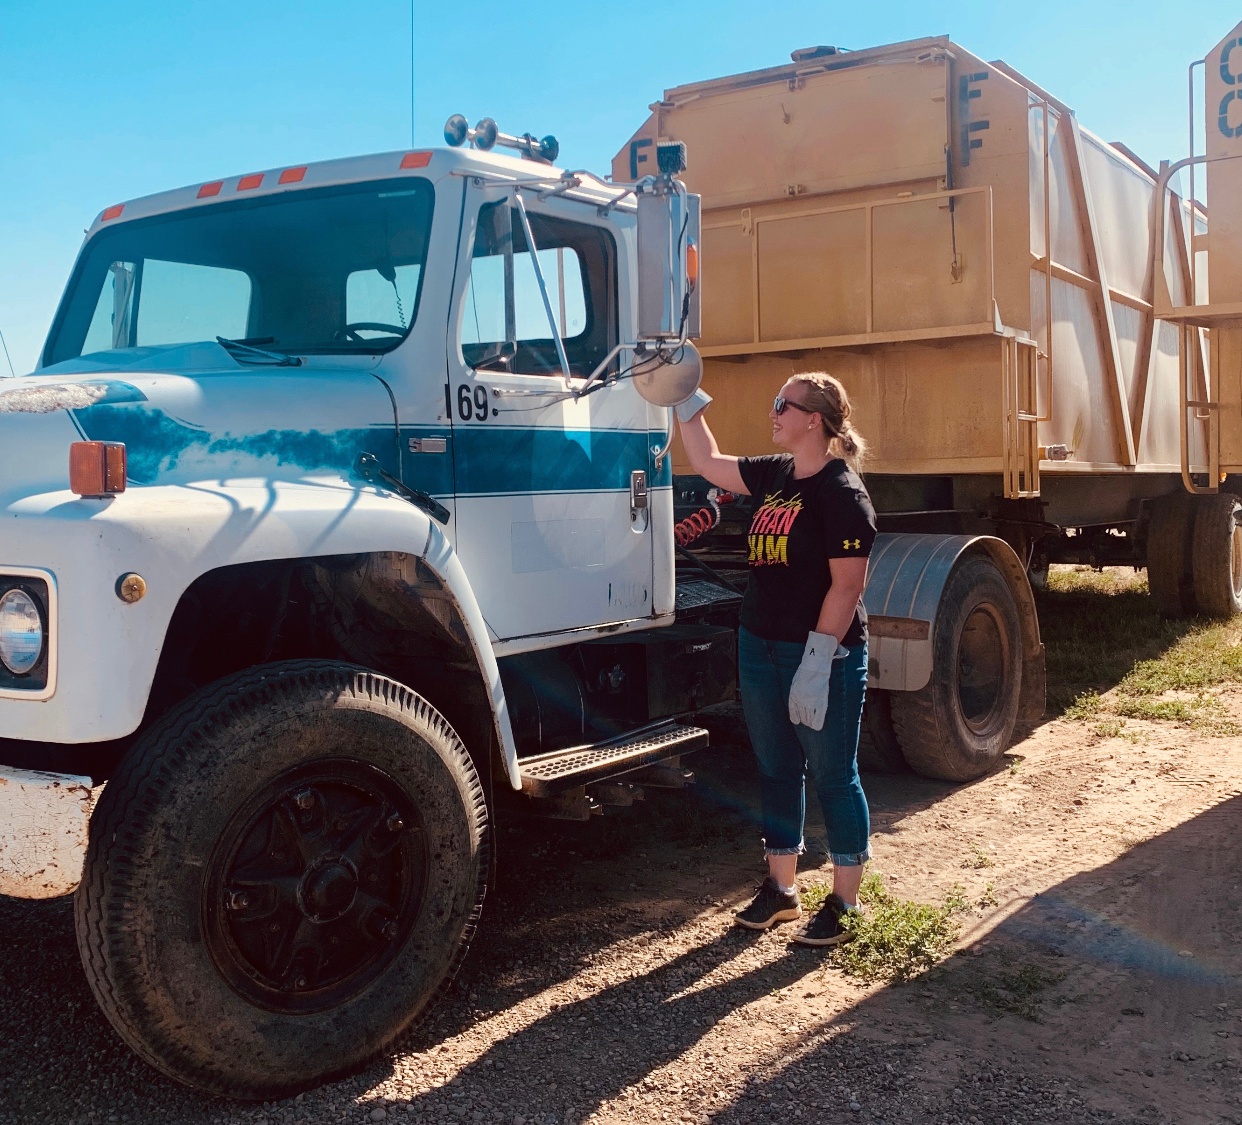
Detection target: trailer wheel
<box><xmin>1191</xmin><ymin>493</ymin><xmax>1242</xmax><ymax>618</ymax></box>
<box><xmin>890</xmin><ymin>556</ymin><xmax>1023</xmax><ymax>782</ymax></box>
<box><xmin>74</xmin><ymin>660</ymin><xmax>488</xmax><ymax>1099</ymax></box>
<box><xmin>1146</xmin><ymin>493</ymin><xmax>1197</xmax><ymax>618</ymax></box>
<box><xmin>857</xmin><ymin>689</ymin><xmax>907</xmax><ymax>774</ymax></box>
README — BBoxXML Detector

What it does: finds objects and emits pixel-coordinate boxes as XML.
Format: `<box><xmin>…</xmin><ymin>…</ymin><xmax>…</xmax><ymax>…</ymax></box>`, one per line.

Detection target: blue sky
<box><xmin>1</xmin><ymin>0</ymin><xmax>1235</xmax><ymax>375</ymax></box>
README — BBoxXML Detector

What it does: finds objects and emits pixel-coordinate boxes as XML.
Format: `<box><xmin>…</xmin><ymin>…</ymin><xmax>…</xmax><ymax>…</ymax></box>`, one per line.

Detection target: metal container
<box><xmin>615</xmin><ymin>35</ymin><xmax>1210</xmax><ymax>528</ymax></box>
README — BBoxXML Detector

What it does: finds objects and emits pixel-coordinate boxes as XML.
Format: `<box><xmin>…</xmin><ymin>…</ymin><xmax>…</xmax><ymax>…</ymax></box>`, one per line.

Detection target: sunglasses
<box><xmin>772</xmin><ymin>395</ymin><xmax>816</xmax><ymax>416</ymax></box>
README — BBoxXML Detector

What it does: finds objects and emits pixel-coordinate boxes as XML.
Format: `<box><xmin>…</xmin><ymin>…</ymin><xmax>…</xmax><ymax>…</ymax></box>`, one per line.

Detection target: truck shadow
<box><xmin>1</xmin><ymin>737</ymin><xmax>1229</xmax><ymax>1122</ymax></box>
<box><xmin>355</xmin><ymin>787</ymin><xmax>1242</xmax><ymax>1125</ymax></box>
<box><xmin>699</xmin><ymin>791</ymin><xmax>1242</xmax><ymax>1124</ymax></box>
<box><xmin>0</xmin><ymin>739</ymin><xmax>968</xmax><ymax>1120</ymax></box>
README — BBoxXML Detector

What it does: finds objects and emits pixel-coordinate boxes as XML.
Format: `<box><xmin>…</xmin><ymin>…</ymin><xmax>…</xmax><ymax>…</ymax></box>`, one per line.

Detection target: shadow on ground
<box><xmin>3</xmin><ymin>738</ymin><xmax>1238</xmax><ymax>1124</ymax></box>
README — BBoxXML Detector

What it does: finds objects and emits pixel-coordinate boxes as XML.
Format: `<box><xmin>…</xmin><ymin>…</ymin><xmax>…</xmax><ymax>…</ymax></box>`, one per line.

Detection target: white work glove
<box><xmin>788</xmin><ymin>631</ymin><xmax>845</xmax><ymax>731</ymax></box>
<box><xmin>674</xmin><ymin>388</ymin><xmax>713</xmax><ymax>424</ymax></box>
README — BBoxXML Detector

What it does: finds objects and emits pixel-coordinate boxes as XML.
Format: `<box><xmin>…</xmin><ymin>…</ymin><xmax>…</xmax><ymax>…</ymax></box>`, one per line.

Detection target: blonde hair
<box><xmin>788</xmin><ymin>372</ymin><xmax>867</xmax><ymax>473</ymax></box>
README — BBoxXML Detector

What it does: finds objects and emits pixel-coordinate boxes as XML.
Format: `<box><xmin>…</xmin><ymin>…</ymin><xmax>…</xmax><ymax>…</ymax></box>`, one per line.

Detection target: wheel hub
<box><xmin>957</xmin><ymin>603</ymin><xmax>1007</xmax><ymax>734</ymax></box>
<box><xmin>203</xmin><ymin>761</ymin><xmax>426</xmax><ymax>1014</ymax></box>
<box><xmin>300</xmin><ymin>857</ymin><xmax>358</xmax><ymax>923</ymax></box>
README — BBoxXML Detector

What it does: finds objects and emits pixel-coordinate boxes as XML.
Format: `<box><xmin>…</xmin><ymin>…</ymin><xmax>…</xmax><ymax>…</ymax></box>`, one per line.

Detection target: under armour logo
<box><xmin>844</xmin><ymin>538</ymin><xmax>860</xmax><ymax>550</ymax></box>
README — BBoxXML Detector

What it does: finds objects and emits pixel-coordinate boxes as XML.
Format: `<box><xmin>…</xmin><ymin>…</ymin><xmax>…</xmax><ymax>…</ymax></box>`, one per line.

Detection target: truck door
<box><xmin>447</xmin><ymin>182</ymin><xmax>655</xmax><ymax>643</ymax></box>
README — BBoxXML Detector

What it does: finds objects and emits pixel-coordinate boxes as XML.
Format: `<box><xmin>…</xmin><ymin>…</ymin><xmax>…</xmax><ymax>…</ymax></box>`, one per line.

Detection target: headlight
<box><xmin>0</xmin><ymin>588</ymin><xmax>44</xmax><ymax>675</ymax></box>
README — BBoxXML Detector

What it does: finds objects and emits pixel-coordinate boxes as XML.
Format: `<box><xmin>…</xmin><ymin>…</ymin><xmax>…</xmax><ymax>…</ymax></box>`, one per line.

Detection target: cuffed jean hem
<box><xmin>764</xmin><ymin>843</ymin><xmax>806</xmax><ymax>857</ymax></box>
<box><xmin>830</xmin><ymin>848</ymin><xmax>872</xmax><ymax>867</ymax></box>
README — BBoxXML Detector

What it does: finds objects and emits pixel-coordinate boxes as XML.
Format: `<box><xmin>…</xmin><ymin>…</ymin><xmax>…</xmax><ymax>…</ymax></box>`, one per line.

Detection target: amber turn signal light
<box><xmin>686</xmin><ymin>240</ymin><xmax>700</xmax><ymax>288</ymax></box>
<box><xmin>69</xmin><ymin>442</ymin><xmax>127</xmax><ymax>498</ymax></box>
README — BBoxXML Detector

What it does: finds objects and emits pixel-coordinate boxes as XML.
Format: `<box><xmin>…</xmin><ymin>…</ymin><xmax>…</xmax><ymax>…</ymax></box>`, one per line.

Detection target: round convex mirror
<box><xmin>631</xmin><ymin>342</ymin><xmax>703</xmax><ymax>407</ymax></box>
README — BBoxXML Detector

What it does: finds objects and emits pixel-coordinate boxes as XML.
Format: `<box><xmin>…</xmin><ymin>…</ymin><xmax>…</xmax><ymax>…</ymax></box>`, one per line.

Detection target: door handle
<box><xmin>630</xmin><ymin>469</ymin><xmax>649</xmax><ymax>532</ymax></box>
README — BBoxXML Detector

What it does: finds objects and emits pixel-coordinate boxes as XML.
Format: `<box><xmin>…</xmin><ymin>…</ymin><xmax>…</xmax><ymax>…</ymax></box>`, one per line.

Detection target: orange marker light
<box><xmin>101</xmin><ymin>204</ymin><xmax>125</xmax><ymax>221</ymax></box>
<box><xmin>278</xmin><ymin>166</ymin><xmax>307</xmax><ymax>184</ymax></box>
<box><xmin>198</xmin><ymin>181</ymin><xmax>223</xmax><ymax>198</ymax></box>
<box><xmin>69</xmin><ymin>442</ymin><xmax>127</xmax><ymax>498</ymax></box>
<box><xmin>686</xmin><ymin>240</ymin><xmax>700</xmax><ymax>288</ymax></box>
<box><xmin>237</xmin><ymin>173</ymin><xmax>264</xmax><ymax>191</ymax></box>
<box><xmin>400</xmin><ymin>151</ymin><xmax>432</xmax><ymax>169</ymax></box>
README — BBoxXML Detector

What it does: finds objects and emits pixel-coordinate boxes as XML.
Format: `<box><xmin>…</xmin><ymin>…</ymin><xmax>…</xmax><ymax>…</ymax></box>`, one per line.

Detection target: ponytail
<box><xmin>788</xmin><ymin>372</ymin><xmax>867</xmax><ymax>473</ymax></box>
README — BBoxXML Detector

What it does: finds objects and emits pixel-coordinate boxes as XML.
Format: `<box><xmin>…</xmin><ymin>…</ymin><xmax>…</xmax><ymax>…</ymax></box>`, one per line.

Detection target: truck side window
<box><xmin>460</xmin><ymin>201</ymin><xmax>615</xmax><ymax>377</ymax></box>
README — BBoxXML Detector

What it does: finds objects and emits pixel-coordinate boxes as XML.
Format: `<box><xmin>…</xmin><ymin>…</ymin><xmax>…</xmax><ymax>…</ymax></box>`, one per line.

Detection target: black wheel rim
<box><xmin>203</xmin><ymin>759</ymin><xmax>426</xmax><ymax>1015</ymax></box>
<box><xmin>956</xmin><ymin>603</ymin><xmax>1009</xmax><ymax>736</ymax></box>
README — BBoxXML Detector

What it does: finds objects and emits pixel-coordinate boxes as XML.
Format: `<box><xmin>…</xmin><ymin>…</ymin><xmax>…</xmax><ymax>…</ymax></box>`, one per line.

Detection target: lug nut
<box><xmin>293</xmin><ymin>789</ymin><xmax>315</xmax><ymax>810</ymax></box>
<box><xmin>227</xmin><ymin>891</ymin><xmax>249</xmax><ymax>911</ymax></box>
<box><xmin>380</xmin><ymin>920</ymin><xmax>398</xmax><ymax>941</ymax></box>
<box><xmin>386</xmin><ymin>812</ymin><xmax>404</xmax><ymax>832</ymax></box>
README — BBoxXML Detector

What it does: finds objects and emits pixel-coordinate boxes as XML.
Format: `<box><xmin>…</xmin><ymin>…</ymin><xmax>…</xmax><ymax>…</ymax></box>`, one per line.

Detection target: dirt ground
<box><xmin>3</xmin><ymin>577</ymin><xmax>1242</xmax><ymax>1125</ymax></box>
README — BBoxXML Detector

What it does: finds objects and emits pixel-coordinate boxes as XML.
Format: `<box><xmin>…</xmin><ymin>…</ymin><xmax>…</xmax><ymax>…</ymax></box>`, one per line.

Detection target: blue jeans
<box><xmin>737</xmin><ymin>626</ymin><xmax>871</xmax><ymax>866</ymax></box>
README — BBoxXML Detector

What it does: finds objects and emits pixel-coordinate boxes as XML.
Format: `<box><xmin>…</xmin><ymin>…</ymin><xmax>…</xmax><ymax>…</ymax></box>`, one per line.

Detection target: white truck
<box><xmin>0</xmin><ymin>125</ymin><xmax>731</xmax><ymax>1097</ymax></box>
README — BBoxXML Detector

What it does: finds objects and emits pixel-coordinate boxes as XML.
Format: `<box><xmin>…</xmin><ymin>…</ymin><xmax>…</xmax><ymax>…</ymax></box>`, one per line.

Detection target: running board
<box><xmin>517</xmin><ymin>723</ymin><xmax>709</xmax><ymax>797</ymax></box>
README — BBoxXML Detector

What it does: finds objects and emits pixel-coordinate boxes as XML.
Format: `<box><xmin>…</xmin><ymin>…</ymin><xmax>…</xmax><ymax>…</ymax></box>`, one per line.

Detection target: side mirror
<box><xmin>631</xmin><ymin>341</ymin><xmax>704</xmax><ymax>407</ymax></box>
<box><xmin>636</xmin><ymin>178</ymin><xmax>701</xmax><ymax>342</ymax></box>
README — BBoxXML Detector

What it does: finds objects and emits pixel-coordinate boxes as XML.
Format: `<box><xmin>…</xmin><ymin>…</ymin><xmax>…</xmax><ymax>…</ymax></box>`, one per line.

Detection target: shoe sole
<box><xmin>791</xmin><ymin>930</ymin><xmax>853</xmax><ymax>947</ymax></box>
<box><xmin>734</xmin><ymin>907</ymin><xmax>802</xmax><ymax>931</ymax></box>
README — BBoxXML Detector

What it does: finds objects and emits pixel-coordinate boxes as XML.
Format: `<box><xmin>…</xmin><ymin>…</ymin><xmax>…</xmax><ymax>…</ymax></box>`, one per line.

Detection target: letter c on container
<box><xmin>1222</xmin><ymin>37</ymin><xmax>1240</xmax><ymax>86</ymax></box>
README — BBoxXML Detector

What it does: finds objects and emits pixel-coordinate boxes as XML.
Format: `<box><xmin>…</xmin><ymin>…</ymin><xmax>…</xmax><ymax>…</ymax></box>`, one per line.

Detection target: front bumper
<box><xmin>0</xmin><ymin>765</ymin><xmax>94</xmax><ymax>899</ymax></box>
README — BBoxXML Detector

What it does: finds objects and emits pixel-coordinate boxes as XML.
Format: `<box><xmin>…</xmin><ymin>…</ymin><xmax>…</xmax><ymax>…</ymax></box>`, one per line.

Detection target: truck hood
<box><xmin>0</xmin><ymin>352</ymin><xmax>401</xmax><ymax>508</ymax></box>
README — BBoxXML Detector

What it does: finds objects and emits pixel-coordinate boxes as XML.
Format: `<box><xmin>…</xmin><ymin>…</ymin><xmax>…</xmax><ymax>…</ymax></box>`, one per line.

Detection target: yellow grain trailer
<box><xmin>616</xmin><ymin>26</ymin><xmax>1239</xmax><ymax>779</ymax></box>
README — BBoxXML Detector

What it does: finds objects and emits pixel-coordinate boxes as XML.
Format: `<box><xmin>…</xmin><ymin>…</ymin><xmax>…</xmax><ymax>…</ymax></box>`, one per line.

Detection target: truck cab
<box><xmin>0</xmin><ymin>131</ymin><xmax>730</xmax><ymax>1097</ymax></box>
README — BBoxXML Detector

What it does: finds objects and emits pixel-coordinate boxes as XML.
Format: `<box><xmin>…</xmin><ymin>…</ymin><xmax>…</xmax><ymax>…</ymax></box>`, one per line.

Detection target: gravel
<box><xmin>0</xmin><ymin>740</ymin><xmax>1208</xmax><ymax>1124</ymax></box>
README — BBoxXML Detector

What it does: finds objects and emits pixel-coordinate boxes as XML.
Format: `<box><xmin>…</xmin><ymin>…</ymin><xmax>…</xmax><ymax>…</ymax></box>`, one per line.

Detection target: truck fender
<box><xmin>420</xmin><ymin>525</ymin><xmax>521</xmax><ymax>789</ymax></box>
<box><xmin>864</xmin><ymin>533</ymin><xmax>1045</xmax><ymax>723</ymax></box>
<box><xmin>0</xmin><ymin>480</ymin><xmax>519</xmax><ymax>783</ymax></box>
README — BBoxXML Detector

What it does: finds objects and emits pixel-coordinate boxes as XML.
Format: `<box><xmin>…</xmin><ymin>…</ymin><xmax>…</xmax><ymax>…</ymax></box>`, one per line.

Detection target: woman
<box><xmin>675</xmin><ymin>372</ymin><xmax>876</xmax><ymax>946</ymax></box>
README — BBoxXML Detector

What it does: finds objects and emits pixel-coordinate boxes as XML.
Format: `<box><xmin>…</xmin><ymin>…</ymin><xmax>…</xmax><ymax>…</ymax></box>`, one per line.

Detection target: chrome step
<box><xmin>517</xmin><ymin>722</ymin><xmax>709</xmax><ymax>797</ymax></box>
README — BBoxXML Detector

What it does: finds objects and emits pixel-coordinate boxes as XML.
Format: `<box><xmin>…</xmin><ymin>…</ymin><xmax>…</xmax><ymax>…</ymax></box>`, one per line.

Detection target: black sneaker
<box><xmin>734</xmin><ymin>877</ymin><xmax>802</xmax><ymax>930</ymax></box>
<box><xmin>792</xmin><ymin>893</ymin><xmax>858</xmax><ymax>947</ymax></box>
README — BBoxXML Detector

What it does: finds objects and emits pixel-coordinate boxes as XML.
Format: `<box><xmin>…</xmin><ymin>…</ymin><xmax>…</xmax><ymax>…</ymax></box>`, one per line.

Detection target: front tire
<box><xmin>75</xmin><ymin>661</ymin><xmax>488</xmax><ymax>1099</ymax></box>
<box><xmin>890</xmin><ymin>556</ymin><xmax>1023</xmax><ymax>782</ymax></box>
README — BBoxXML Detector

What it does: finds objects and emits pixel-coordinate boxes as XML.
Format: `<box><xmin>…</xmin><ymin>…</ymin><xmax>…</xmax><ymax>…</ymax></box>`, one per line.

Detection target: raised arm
<box><xmin>675</xmin><ymin>395</ymin><xmax>749</xmax><ymax>496</ymax></box>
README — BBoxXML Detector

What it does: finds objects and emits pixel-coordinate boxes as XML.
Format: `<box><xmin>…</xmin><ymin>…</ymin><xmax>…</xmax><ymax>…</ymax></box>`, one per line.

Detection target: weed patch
<box><xmin>961</xmin><ymin>844</ymin><xmax>994</xmax><ymax>870</ymax></box>
<box><xmin>804</xmin><ymin>874</ymin><xmax>965</xmax><ymax>984</ymax></box>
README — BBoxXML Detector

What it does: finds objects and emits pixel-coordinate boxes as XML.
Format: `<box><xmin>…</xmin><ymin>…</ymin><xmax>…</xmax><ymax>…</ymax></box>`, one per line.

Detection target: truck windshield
<box><xmin>44</xmin><ymin>177</ymin><xmax>434</xmax><ymax>365</ymax></box>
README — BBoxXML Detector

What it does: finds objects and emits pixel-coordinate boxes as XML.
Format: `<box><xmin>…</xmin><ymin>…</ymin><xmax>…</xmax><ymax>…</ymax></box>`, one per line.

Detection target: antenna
<box><xmin>410</xmin><ymin>0</ymin><xmax>415</xmax><ymax>148</ymax></box>
<box><xmin>0</xmin><ymin>325</ymin><xmax>15</xmax><ymax>378</ymax></box>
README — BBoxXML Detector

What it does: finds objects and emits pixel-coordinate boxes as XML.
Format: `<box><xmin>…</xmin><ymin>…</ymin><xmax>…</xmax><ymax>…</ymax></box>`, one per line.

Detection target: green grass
<box><xmin>1038</xmin><ymin>566</ymin><xmax>1242</xmax><ymax>734</ymax></box>
<box><xmin>802</xmin><ymin>874</ymin><xmax>966</xmax><ymax>984</ymax></box>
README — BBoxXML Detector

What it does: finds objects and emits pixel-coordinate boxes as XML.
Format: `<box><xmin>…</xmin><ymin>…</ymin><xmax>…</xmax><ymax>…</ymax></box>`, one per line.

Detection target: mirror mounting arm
<box><xmin>511</xmin><ymin>190</ymin><xmax>573</xmax><ymax>383</ymax></box>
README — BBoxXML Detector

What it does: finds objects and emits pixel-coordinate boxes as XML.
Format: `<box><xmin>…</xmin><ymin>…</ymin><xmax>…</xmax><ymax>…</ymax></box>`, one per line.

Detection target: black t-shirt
<box><xmin>737</xmin><ymin>455</ymin><xmax>877</xmax><ymax>645</ymax></box>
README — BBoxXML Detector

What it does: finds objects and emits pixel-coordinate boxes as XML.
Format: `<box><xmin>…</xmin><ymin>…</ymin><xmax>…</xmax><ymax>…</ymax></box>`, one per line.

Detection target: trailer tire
<box><xmin>857</xmin><ymin>689</ymin><xmax>908</xmax><ymax>774</ymax></box>
<box><xmin>1146</xmin><ymin>493</ymin><xmax>1198</xmax><ymax>618</ymax></box>
<box><xmin>1191</xmin><ymin>493</ymin><xmax>1242</xmax><ymax>618</ymax></box>
<box><xmin>74</xmin><ymin>660</ymin><xmax>488</xmax><ymax>1099</ymax></box>
<box><xmin>889</xmin><ymin>556</ymin><xmax>1022</xmax><ymax>782</ymax></box>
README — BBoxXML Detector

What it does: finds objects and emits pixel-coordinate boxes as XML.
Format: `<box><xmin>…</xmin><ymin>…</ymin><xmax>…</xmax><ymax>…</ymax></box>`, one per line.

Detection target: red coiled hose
<box><xmin>674</xmin><ymin>490</ymin><xmax>735</xmax><ymax>546</ymax></box>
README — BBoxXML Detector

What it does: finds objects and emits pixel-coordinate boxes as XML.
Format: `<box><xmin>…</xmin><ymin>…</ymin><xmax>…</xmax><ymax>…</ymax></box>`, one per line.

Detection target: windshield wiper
<box><xmin>217</xmin><ymin>336</ymin><xmax>303</xmax><ymax>367</ymax></box>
